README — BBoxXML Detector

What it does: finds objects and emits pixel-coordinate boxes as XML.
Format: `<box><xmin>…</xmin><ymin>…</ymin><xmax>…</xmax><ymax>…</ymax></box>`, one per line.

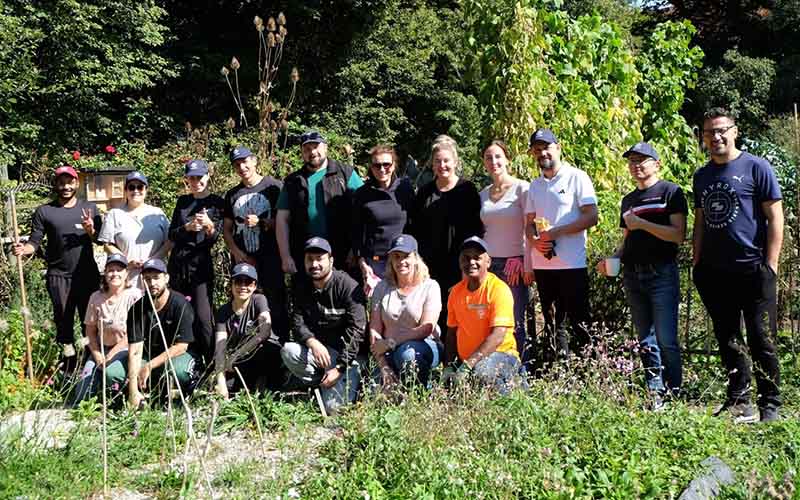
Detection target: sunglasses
<box><xmin>371</xmin><ymin>162</ymin><xmax>393</xmax><ymax>170</ymax></box>
<box><xmin>126</xmin><ymin>183</ymin><xmax>146</xmax><ymax>192</ymax></box>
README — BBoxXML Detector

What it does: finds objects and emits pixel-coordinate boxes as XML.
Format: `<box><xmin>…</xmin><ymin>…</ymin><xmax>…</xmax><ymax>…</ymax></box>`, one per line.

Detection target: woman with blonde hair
<box><xmin>369</xmin><ymin>235</ymin><xmax>442</xmax><ymax>387</ymax></box>
<box><xmin>410</xmin><ymin>135</ymin><xmax>484</xmax><ymax>334</ymax></box>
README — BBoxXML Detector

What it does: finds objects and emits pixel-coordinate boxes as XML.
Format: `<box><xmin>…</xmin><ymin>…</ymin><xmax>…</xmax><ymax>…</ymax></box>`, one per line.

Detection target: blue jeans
<box><xmin>379</xmin><ymin>338</ymin><xmax>441</xmax><ymax>386</ymax></box>
<box><xmin>623</xmin><ymin>261</ymin><xmax>682</xmax><ymax>395</ymax></box>
<box><xmin>489</xmin><ymin>257</ymin><xmax>531</xmax><ymax>363</ymax></box>
<box><xmin>473</xmin><ymin>351</ymin><xmax>521</xmax><ymax>395</ymax></box>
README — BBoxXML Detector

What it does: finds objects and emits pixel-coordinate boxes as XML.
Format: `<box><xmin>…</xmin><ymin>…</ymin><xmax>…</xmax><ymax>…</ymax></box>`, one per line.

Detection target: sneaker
<box><xmin>759</xmin><ymin>406</ymin><xmax>779</xmax><ymax>423</ymax></box>
<box><xmin>713</xmin><ymin>400</ymin><xmax>758</xmax><ymax>424</ymax></box>
<box><xmin>648</xmin><ymin>392</ymin><xmax>666</xmax><ymax>412</ymax></box>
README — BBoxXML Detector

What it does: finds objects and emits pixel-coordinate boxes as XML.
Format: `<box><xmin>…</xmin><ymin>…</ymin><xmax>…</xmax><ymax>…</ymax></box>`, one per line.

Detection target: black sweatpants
<box><xmin>693</xmin><ymin>263</ymin><xmax>780</xmax><ymax>409</ymax></box>
<box><xmin>533</xmin><ymin>267</ymin><xmax>592</xmax><ymax>363</ymax></box>
<box><xmin>46</xmin><ymin>272</ymin><xmax>99</xmax><ymax>345</ymax></box>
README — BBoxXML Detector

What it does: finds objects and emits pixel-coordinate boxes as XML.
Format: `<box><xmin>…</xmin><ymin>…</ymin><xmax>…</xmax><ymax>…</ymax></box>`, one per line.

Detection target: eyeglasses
<box><xmin>371</xmin><ymin>162</ymin><xmax>393</xmax><ymax>171</ymax></box>
<box><xmin>702</xmin><ymin>125</ymin><xmax>735</xmax><ymax>138</ymax></box>
<box><xmin>126</xmin><ymin>183</ymin><xmax>146</xmax><ymax>192</ymax></box>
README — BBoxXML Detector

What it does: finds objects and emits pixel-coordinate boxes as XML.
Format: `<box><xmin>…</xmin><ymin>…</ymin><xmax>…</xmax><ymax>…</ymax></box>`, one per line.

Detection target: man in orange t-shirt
<box><xmin>445</xmin><ymin>236</ymin><xmax>521</xmax><ymax>393</ymax></box>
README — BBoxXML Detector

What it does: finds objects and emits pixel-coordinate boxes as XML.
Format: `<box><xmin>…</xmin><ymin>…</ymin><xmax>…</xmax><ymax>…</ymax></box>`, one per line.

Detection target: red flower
<box><xmin>105</xmin><ymin>145</ymin><xmax>117</xmax><ymax>155</ymax></box>
<box><xmin>72</xmin><ymin>151</ymin><xmax>81</xmax><ymax>161</ymax></box>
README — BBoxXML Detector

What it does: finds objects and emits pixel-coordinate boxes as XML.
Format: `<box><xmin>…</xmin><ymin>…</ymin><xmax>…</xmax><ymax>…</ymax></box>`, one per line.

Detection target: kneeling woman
<box><xmin>213</xmin><ymin>263</ymin><xmax>281</xmax><ymax>398</ymax></box>
<box><xmin>369</xmin><ymin>234</ymin><xmax>442</xmax><ymax>387</ymax></box>
<box><xmin>70</xmin><ymin>254</ymin><xmax>142</xmax><ymax>406</ymax></box>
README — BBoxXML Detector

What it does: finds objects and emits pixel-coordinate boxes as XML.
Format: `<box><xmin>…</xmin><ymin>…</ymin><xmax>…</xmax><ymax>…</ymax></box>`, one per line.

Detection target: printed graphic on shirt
<box><xmin>233</xmin><ymin>192</ymin><xmax>270</xmax><ymax>253</ymax></box>
<box><xmin>700</xmin><ymin>180</ymin><xmax>740</xmax><ymax>229</ymax></box>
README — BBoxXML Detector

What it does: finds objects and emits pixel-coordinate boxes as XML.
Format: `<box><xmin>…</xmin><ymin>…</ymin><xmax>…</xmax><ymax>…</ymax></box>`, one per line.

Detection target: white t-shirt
<box><xmin>98</xmin><ymin>204</ymin><xmax>169</xmax><ymax>286</ymax></box>
<box><xmin>525</xmin><ymin>163</ymin><xmax>597</xmax><ymax>270</ymax></box>
<box><xmin>480</xmin><ymin>179</ymin><xmax>531</xmax><ymax>271</ymax></box>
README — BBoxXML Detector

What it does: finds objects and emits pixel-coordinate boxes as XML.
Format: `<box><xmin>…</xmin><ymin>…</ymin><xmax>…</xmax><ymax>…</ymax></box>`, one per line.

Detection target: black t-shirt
<box><xmin>223</xmin><ymin>177</ymin><xmax>283</xmax><ymax>258</ymax></box>
<box><xmin>127</xmin><ymin>291</ymin><xmax>195</xmax><ymax>358</ymax></box>
<box><xmin>619</xmin><ymin>180</ymin><xmax>688</xmax><ymax>265</ymax></box>
<box><xmin>352</xmin><ymin>177</ymin><xmax>414</xmax><ymax>258</ymax></box>
<box><xmin>215</xmin><ymin>293</ymin><xmax>278</xmax><ymax>346</ymax></box>
<box><xmin>28</xmin><ymin>199</ymin><xmax>102</xmax><ymax>277</ymax></box>
<box><xmin>168</xmin><ymin>194</ymin><xmax>225</xmax><ymax>283</ymax></box>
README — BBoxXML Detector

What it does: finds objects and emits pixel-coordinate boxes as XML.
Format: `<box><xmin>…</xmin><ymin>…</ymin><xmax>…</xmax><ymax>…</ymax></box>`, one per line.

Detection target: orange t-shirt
<box><xmin>447</xmin><ymin>272</ymin><xmax>518</xmax><ymax>361</ymax></box>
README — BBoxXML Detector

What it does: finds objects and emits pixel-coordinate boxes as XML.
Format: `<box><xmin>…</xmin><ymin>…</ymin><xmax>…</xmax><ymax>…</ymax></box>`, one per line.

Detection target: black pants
<box><xmin>534</xmin><ymin>268</ymin><xmax>592</xmax><ymax>363</ymax></box>
<box><xmin>171</xmin><ymin>280</ymin><xmax>215</xmax><ymax>362</ymax></box>
<box><xmin>46</xmin><ymin>272</ymin><xmax>99</xmax><ymax>345</ymax></box>
<box><xmin>230</xmin><ymin>341</ymin><xmax>285</xmax><ymax>393</ymax></box>
<box><xmin>693</xmin><ymin>263</ymin><xmax>780</xmax><ymax>408</ymax></box>
<box><xmin>256</xmin><ymin>254</ymin><xmax>289</xmax><ymax>344</ymax></box>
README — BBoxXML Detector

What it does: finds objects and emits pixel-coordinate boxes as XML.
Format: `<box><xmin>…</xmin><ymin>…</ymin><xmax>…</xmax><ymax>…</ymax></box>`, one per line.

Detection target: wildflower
<box><xmin>72</xmin><ymin>151</ymin><xmax>81</xmax><ymax>161</ymax></box>
<box><xmin>290</xmin><ymin>67</ymin><xmax>299</xmax><ymax>83</ymax></box>
<box><xmin>277</xmin><ymin>12</ymin><xmax>286</xmax><ymax>25</ymax></box>
<box><xmin>230</xmin><ymin>57</ymin><xmax>240</xmax><ymax>71</ymax></box>
<box><xmin>104</xmin><ymin>145</ymin><xmax>116</xmax><ymax>155</ymax></box>
<box><xmin>221</xmin><ymin>66</ymin><xmax>229</xmax><ymax>76</ymax></box>
<box><xmin>267</xmin><ymin>17</ymin><xmax>276</xmax><ymax>31</ymax></box>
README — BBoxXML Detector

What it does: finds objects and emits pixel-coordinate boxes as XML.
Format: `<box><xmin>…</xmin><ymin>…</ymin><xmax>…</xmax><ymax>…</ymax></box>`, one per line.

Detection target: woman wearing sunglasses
<box><xmin>351</xmin><ymin>145</ymin><xmax>415</xmax><ymax>290</ymax></box>
<box><xmin>98</xmin><ymin>171</ymin><xmax>171</xmax><ymax>288</ymax></box>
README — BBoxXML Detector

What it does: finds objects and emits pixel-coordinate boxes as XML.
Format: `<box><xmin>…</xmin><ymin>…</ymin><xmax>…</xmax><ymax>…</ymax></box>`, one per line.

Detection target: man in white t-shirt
<box><xmin>524</xmin><ymin>128</ymin><xmax>598</xmax><ymax>364</ymax></box>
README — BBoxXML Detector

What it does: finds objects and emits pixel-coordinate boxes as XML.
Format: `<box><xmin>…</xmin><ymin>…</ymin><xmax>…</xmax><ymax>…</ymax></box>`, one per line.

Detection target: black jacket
<box><xmin>282</xmin><ymin>159</ymin><xmax>355</xmax><ymax>263</ymax></box>
<box><xmin>351</xmin><ymin>176</ymin><xmax>415</xmax><ymax>259</ymax></box>
<box><xmin>291</xmin><ymin>270</ymin><xmax>366</xmax><ymax>368</ymax></box>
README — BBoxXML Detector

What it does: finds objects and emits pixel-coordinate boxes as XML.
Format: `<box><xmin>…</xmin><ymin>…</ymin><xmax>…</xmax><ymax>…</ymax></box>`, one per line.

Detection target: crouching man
<box><xmin>127</xmin><ymin>259</ymin><xmax>199</xmax><ymax>407</ymax></box>
<box><xmin>280</xmin><ymin>237</ymin><xmax>366</xmax><ymax>414</ymax></box>
<box><xmin>444</xmin><ymin>237</ymin><xmax>521</xmax><ymax>394</ymax></box>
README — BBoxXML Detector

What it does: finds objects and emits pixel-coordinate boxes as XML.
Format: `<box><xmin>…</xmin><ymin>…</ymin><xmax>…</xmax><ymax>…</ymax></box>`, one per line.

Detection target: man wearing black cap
<box><xmin>127</xmin><ymin>258</ymin><xmax>198</xmax><ymax>407</ymax></box>
<box><xmin>692</xmin><ymin>108</ymin><xmax>784</xmax><ymax>423</ymax></box>
<box><xmin>524</xmin><ymin>128</ymin><xmax>598</xmax><ymax>364</ymax></box>
<box><xmin>280</xmin><ymin>237</ymin><xmax>366</xmax><ymax>414</ymax></box>
<box><xmin>168</xmin><ymin>159</ymin><xmax>225</xmax><ymax>360</ymax></box>
<box><xmin>597</xmin><ymin>142</ymin><xmax>686</xmax><ymax>409</ymax></box>
<box><xmin>222</xmin><ymin>146</ymin><xmax>286</xmax><ymax>340</ymax></box>
<box><xmin>444</xmin><ymin>237</ymin><xmax>521</xmax><ymax>393</ymax></box>
<box><xmin>10</xmin><ymin>165</ymin><xmax>101</xmax><ymax>372</ymax></box>
<box><xmin>275</xmin><ymin>130</ymin><xmax>364</xmax><ymax>273</ymax></box>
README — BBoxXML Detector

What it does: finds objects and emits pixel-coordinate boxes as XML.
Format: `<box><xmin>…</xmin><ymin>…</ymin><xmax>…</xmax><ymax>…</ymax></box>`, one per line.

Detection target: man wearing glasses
<box><xmin>597</xmin><ymin>142</ymin><xmax>687</xmax><ymax>410</ymax></box>
<box><xmin>692</xmin><ymin>108</ymin><xmax>784</xmax><ymax>423</ymax></box>
<box><xmin>275</xmin><ymin>131</ymin><xmax>364</xmax><ymax>274</ymax></box>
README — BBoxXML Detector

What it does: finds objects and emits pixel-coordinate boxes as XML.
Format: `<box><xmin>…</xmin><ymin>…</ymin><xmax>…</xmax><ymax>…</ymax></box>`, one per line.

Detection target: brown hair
<box><xmin>367</xmin><ymin>144</ymin><xmax>399</xmax><ymax>184</ymax></box>
<box><xmin>483</xmin><ymin>139</ymin><xmax>511</xmax><ymax>160</ymax></box>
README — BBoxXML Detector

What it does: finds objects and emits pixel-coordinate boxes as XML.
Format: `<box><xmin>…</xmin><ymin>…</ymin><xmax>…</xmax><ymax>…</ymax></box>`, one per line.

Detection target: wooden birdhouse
<box><xmin>77</xmin><ymin>166</ymin><xmax>135</xmax><ymax>212</ymax></box>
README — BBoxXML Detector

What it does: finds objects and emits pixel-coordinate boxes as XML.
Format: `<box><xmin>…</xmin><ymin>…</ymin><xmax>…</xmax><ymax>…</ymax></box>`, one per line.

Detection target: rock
<box><xmin>679</xmin><ymin>456</ymin><xmax>736</xmax><ymax>500</ymax></box>
<box><xmin>0</xmin><ymin>409</ymin><xmax>76</xmax><ymax>449</ymax></box>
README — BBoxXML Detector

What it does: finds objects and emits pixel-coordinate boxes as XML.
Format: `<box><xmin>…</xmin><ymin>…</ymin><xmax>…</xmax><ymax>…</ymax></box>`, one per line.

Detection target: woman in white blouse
<box><xmin>98</xmin><ymin>171</ymin><xmax>171</xmax><ymax>288</ymax></box>
<box><xmin>479</xmin><ymin>140</ymin><xmax>534</xmax><ymax>363</ymax></box>
<box><xmin>369</xmin><ymin>234</ymin><xmax>442</xmax><ymax>388</ymax></box>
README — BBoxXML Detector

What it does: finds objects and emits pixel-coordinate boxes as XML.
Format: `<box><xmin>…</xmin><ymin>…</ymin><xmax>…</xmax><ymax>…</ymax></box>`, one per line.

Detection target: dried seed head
<box><xmin>275</xmin><ymin>34</ymin><xmax>283</xmax><ymax>45</ymax></box>
<box><xmin>343</xmin><ymin>144</ymin><xmax>354</xmax><ymax>156</ymax></box>
<box><xmin>267</xmin><ymin>32</ymin><xmax>276</xmax><ymax>48</ymax></box>
<box><xmin>221</xmin><ymin>66</ymin><xmax>229</xmax><ymax>76</ymax></box>
<box><xmin>267</xmin><ymin>17</ymin><xmax>276</xmax><ymax>31</ymax></box>
<box><xmin>266</xmin><ymin>101</ymin><xmax>273</xmax><ymax>114</ymax></box>
<box><xmin>254</xmin><ymin>16</ymin><xmax>263</xmax><ymax>29</ymax></box>
<box><xmin>226</xmin><ymin>117</ymin><xmax>236</xmax><ymax>129</ymax></box>
<box><xmin>279</xmin><ymin>26</ymin><xmax>287</xmax><ymax>38</ymax></box>
<box><xmin>290</xmin><ymin>67</ymin><xmax>299</xmax><ymax>83</ymax></box>
<box><xmin>270</xmin><ymin>120</ymin><xmax>278</xmax><ymax>131</ymax></box>
<box><xmin>281</xmin><ymin>119</ymin><xmax>289</xmax><ymax>130</ymax></box>
<box><xmin>230</xmin><ymin>57</ymin><xmax>240</xmax><ymax>70</ymax></box>
<box><xmin>277</xmin><ymin>12</ymin><xmax>286</xmax><ymax>26</ymax></box>
<box><xmin>260</xmin><ymin>81</ymin><xmax>268</xmax><ymax>94</ymax></box>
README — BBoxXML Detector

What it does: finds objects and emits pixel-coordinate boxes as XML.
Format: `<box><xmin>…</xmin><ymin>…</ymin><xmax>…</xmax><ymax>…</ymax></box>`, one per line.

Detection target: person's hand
<box><xmin>129</xmin><ymin>390</ymin><xmax>145</xmax><ymax>409</ymax></box>
<box><xmin>92</xmin><ymin>351</ymin><xmax>106</xmax><ymax>370</ymax></box>
<box><xmin>532</xmin><ymin>237</ymin><xmax>555</xmax><ymax>255</ymax></box>
<box><xmin>244</xmin><ymin>214</ymin><xmax>260</xmax><ymax>228</ymax></box>
<box><xmin>10</xmin><ymin>242</ymin><xmax>25</xmax><ymax>257</ymax></box>
<box><xmin>767</xmin><ymin>261</ymin><xmax>778</xmax><ymax>275</ymax></box>
<box><xmin>523</xmin><ymin>271</ymin><xmax>535</xmax><ymax>286</ymax></box>
<box><xmin>137</xmin><ymin>363</ymin><xmax>151</xmax><ymax>391</ymax></box>
<box><xmin>370</xmin><ymin>338</ymin><xmax>395</xmax><ymax>358</ymax></box>
<box><xmin>128</xmin><ymin>260</ymin><xmax>144</xmax><ymax>271</ymax></box>
<box><xmin>622</xmin><ymin>211</ymin><xmax>643</xmax><ymax>230</ymax></box>
<box><xmin>194</xmin><ymin>209</ymin><xmax>211</xmax><ymax>228</ymax></box>
<box><xmin>320</xmin><ymin>367</ymin><xmax>342</xmax><ymax>388</ymax></box>
<box><xmin>234</xmin><ymin>250</ymin><xmax>257</xmax><ymax>266</ymax></box>
<box><xmin>359</xmin><ymin>259</ymin><xmax>373</xmax><ymax>278</ymax></box>
<box><xmin>595</xmin><ymin>259</ymin><xmax>609</xmax><ymax>276</ymax></box>
<box><xmin>307</xmin><ymin>338</ymin><xmax>331</xmax><ymax>369</ymax></box>
<box><xmin>282</xmin><ymin>256</ymin><xmax>297</xmax><ymax>274</ymax></box>
<box><xmin>503</xmin><ymin>257</ymin><xmax>523</xmax><ymax>286</ymax></box>
<box><xmin>184</xmin><ymin>220</ymin><xmax>202</xmax><ymax>232</ymax></box>
<box><xmin>80</xmin><ymin>208</ymin><xmax>95</xmax><ymax>234</ymax></box>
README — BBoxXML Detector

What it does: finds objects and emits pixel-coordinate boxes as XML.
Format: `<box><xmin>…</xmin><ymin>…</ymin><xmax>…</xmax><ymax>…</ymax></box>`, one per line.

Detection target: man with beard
<box><xmin>127</xmin><ymin>259</ymin><xmax>198</xmax><ymax>407</ymax></box>
<box><xmin>275</xmin><ymin>131</ymin><xmax>364</xmax><ymax>274</ymax></box>
<box><xmin>280</xmin><ymin>237</ymin><xmax>366</xmax><ymax>414</ymax></box>
<box><xmin>11</xmin><ymin>165</ymin><xmax>101</xmax><ymax>373</ymax></box>
<box><xmin>223</xmin><ymin>146</ymin><xmax>286</xmax><ymax>341</ymax></box>
<box><xmin>524</xmin><ymin>128</ymin><xmax>598</xmax><ymax>365</ymax></box>
<box><xmin>692</xmin><ymin>108</ymin><xmax>784</xmax><ymax>423</ymax></box>
<box><xmin>444</xmin><ymin>237</ymin><xmax>520</xmax><ymax>394</ymax></box>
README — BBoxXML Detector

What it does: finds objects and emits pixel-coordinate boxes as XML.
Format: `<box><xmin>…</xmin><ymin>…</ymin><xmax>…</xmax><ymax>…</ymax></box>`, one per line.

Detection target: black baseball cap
<box><xmin>142</xmin><ymin>258</ymin><xmax>167</xmax><ymax>274</ymax></box>
<box><xmin>388</xmin><ymin>234</ymin><xmax>418</xmax><ymax>254</ymax></box>
<box><xmin>300</xmin><ymin>130</ymin><xmax>326</xmax><ymax>146</ymax></box>
<box><xmin>231</xmin><ymin>263</ymin><xmax>258</xmax><ymax>281</ymax></box>
<box><xmin>184</xmin><ymin>159</ymin><xmax>209</xmax><ymax>176</ymax></box>
<box><xmin>230</xmin><ymin>146</ymin><xmax>254</xmax><ymax>162</ymax></box>
<box><xmin>622</xmin><ymin>142</ymin><xmax>660</xmax><ymax>161</ymax></box>
<box><xmin>460</xmin><ymin>236</ymin><xmax>489</xmax><ymax>254</ymax></box>
<box><xmin>529</xmin><ymin>128</ymin><xmax>558</xmax><ymax>147</ymax></box>
<box><xmin>125</xmin><ymin>171</ymin><xmax>148</xmax><ymax>186</ymax></box>
<box><xmin>304</xmin><ymin>237</ymin><xmax>332</xmax><ymax>254</ymax></box>
<box><xmin>105</xmin><ymin>253</ymin><xmax>128</xmax><ymax>268</ymax></box>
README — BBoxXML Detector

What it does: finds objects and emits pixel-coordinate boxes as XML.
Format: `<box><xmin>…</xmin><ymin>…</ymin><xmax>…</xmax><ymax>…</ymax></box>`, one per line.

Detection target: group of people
<box><xmin>11</xmin><ymin>107</ymin><xmax>784</xmax><ymax>422</ymax></box>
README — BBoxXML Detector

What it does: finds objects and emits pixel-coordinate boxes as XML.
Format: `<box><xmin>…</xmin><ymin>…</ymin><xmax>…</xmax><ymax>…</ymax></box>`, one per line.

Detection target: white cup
<box><xmin>604</xmin><ymin>257</ymin><xmax>621</xmax><ymax>277</ymax></box>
